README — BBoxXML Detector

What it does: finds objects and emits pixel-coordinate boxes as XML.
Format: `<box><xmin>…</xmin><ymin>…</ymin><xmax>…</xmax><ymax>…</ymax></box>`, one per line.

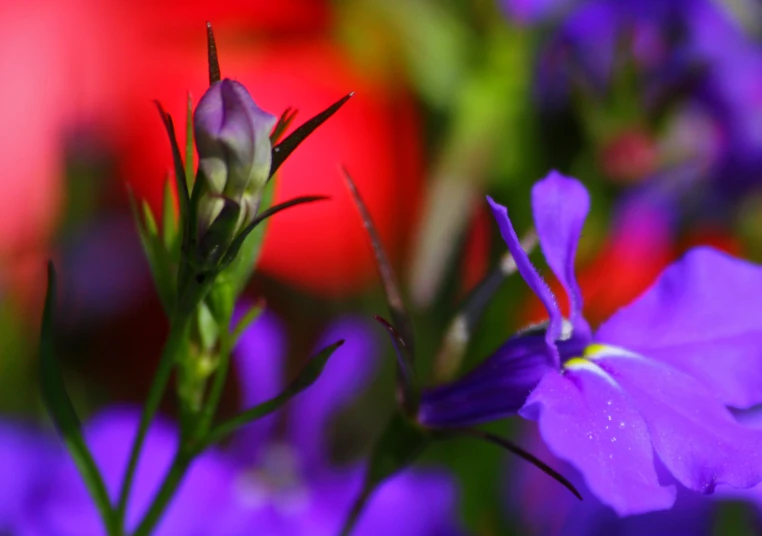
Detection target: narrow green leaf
<box><xmin>184</xmin><ymin>92</ymin><xmax>195</xmax><ymax>190</ymax></box>
<box><xmin>154</xmin><ymin>101</ymin><xmax>190</xmax><ymax>246</ymax></box>
<box><xmin>220</xmin><ymin>195</ymin><xmax>329</xmax><ymax>269</ymax></box>
<box><xmin>162</xmin><ymin>177</ymin><xmax>178</xmax><ymax>252</ymax></box>
<box><xmin>231</xmin><ymin>299</ymin><xmax>266</xmax><ymax>342</ymax></box>
<box><xmin>203</xmin><ymin>340</ymin><xmax>344</xmax><ymax>448</ymax></box>
<box><xmin>342</xmin><ymin>168</ymin><xmax>415</xmax><ymax>354</ymax></box>
<box><xmin>269</xmin><ymin>93</ymin><xmax>353</xmax><ymax>179</ymax></box>
<box><xmin>206</xmin><ymin>21</ymin><xmax>221</xmax><ymax>85</ymax></box>
<box><xmin>437</xmin><ymin>428</ymin><xmax>582</xmax><ymax>501</ymax></box>
<box><xmin>270</xmin><ymin>107</ymin><xmax>298</xmax><ymax>145</ymax></box>
<box><xmin>373</xmin><ymin>316</ymin><xmax>419</xmax><ymax>415</ymax></box>
<box><xmin>39</xmin><ymin>263</ymin><xmax>115</xmax><ymax>532</ymax></box>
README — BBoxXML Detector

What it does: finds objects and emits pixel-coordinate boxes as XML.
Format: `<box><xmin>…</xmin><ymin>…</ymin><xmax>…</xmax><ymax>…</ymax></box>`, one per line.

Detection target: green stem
<box><xmin>340</xmin><ymin>485</ymin><xmax>372</xmax><ymax>536</ymax></box>
<box><xmin>191</xmin><ymin>329</ymin><xmax>233</xmax><ymax>444</ymax></box>
<box><xmin>114</xmin><ymin>314</ymin><xmax>190</xmax><ymax>529</ymax></box>
<box><xmin>131</xmin><ymin>449</ymin><xmax>192</xmax><ymax>536</ymax></box>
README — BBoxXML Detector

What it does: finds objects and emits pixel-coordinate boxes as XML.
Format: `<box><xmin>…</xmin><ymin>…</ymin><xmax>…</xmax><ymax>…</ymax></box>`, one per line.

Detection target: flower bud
<box><xmin>194</xmin><ymin>79</ymin><xmax>277</xmax><ymax>240</ymax></box>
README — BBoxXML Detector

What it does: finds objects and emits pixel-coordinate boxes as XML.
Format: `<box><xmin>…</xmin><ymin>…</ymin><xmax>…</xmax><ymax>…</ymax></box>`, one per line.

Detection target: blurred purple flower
<box><xmin>499</xmin><ymin>0</ymin><xmax>577</xmax><ymax>25</ymax></box>
<box><xmin>26</xmin><ymin>409</ymin><xmax>232</xmax><ymax>535</ymax></box>
<box><xmin>216</xmin><ymin>311</ymin><xmax>463</xmax><ymax>535</ymax></box>
<box><xmin>419</xmin><ymin>171</ymin><xmax>762</xmax><ymax>515</ymax></box>
<box><xmin>16</xmin><ymin>311</ymin><xmax>462</xmax><ymax>535</ymax></box>
<box><xmin>534</xmin><ymin>0</ymin><xmax>762</xmax><ymax>194</ymax></box>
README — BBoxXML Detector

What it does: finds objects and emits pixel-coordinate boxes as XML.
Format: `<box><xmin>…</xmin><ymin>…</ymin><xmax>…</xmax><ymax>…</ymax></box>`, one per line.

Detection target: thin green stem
<box><xmin>340</xmin><ymin>485</ymin><xmax>372</xmax><ymax>536</ymax></box>
<box><xmin>131</xmin><ymin>449</ymin><xmax>192</xmax><ymax>536</ymax></box>
<box><xmin>115</xmin><ymin>314</ymin><xmax>190</xmax><ymax>529</ymax></box>
<box><xmin>191</xmin><ymin>329</ymin><xmax>233</xmax><ymax>444</ymax></box>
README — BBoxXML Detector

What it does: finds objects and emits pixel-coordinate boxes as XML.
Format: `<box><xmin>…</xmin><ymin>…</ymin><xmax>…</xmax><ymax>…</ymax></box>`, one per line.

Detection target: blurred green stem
<box><xmin>131</xmin><ymin>447</ymin><xmax>193</xmax><ymax>536</ymax></box>
<box><xmin>114</xmin><ymin>312</ymin><xmax>191</xmax><ymax>530</ymax></box>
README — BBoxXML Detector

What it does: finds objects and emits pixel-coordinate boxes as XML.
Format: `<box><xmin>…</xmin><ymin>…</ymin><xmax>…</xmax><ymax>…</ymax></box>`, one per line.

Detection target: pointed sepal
<box><xmin>269</xmin><ymin>93</ymin><xmax>353</xmax><ymax>178</ymax></box>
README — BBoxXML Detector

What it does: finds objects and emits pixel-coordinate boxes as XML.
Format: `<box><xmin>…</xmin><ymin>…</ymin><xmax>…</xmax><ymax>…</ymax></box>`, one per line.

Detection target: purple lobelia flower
<box><xmin>419</xmin><ymin>170</ymin><xmax>762</xmax><ymax>516</ymax></box>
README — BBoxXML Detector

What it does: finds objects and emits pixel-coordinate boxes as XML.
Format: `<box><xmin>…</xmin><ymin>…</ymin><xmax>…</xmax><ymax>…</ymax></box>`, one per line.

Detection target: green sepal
<box><xmin>221</xmin><ymin>180</ymin><xmax>273</xmax><ymax>296</ymax></box>
<box><xmin>184</xmin><ymin>92</ymin><xmax>195</xmax><ymax>191</ymax></box>
<box><xmin>39</xmin><ymin>263</ymin><xmax>115</xmax><ymax>532</ymax></box>
<box><xmin>161</xmin><ymin>178</ymin><xmax>179</xmax><ymax>254</ymax></box>
<box><xmin>269</xmin><ymin>93</ymin><xmax>353</xmax><ymax>179</ymax></box>
<box><xmin>197</xmin><ymin>198</ymin><xmax>241</xmax><ymax>265</ymax></box>
<box><xmin>201</xmin><ymin>339</ymin><xmax>344</xmax><ymax>449</ymax></box>
<box><xmin>220</xmin><ymin>195</ymin><xmax>328</xmax><ymax>270</ymax></box>
<box><xmin>205</xmin><ymin>277</ymin><xmax>235</xmax><ymax>330</ymax></box>
<box><xmin>128</xmin><ymin>190</ymin><xmax>174</xmax><ymax>312</ymax></box>
<box><xmin>206</xmin><ymin>22</ymin><xmax>221</xmax><ymax>86</ymax></box>
<box><xmin>270</xmin><ymin>107</ymin><xmax>298</xmax><ymax>145</ymax></box>
<box><xmin>195</xmin><ymin>302</ymin><xmax>219</xmax><ymax>352</ymax></box>
<box><xmin>343</xmin><ymin>169</ymin><xmax>415</xmax><ymax>353</ymax></box>
<box><xmin>154</xmin><ymin>101</ymin><xmax>190</xmax><ymax>252</ymax></box>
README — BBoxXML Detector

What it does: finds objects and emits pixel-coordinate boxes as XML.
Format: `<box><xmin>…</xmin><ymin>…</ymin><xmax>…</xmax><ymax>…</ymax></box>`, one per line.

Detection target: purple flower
<box><xmin>22</xmin><ymin>312</ymin><xmax>462</xmax><ymax>535</ymax></box>
<box><xmin>194</xmin><ymin>79</ymin><xmax>277</xmax><ymax>238</ymax></box>
<box><xmin>27</xmin><ymin>409</ymin><xmax>231</xmax><ymax>535</ymax></box>
<box><xmin>420</xmin><ymin>170</ymin><xmax>762</xmax><ymax>515</ymax></box>
<box><xmin>0</xmin><ymin>421</ymin><xmax>57</xmax><ymax>533</ymax></box>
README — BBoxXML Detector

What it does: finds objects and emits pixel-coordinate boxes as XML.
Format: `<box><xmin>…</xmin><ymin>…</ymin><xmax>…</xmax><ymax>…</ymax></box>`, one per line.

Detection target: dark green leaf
<box><xmin>343</xmin><ymin>168</ymin><xmax>415</xmax><ymax>354</ymax></box>
<box><xmin>39</xmin><ymin>263</ymin><xmax>115</xmax><ymax>531</ymax></box>
<box><xmin>203</xmin><ymin>340</ymin><xmax>344</xmax><ymax>448</ymax></box>
<box><xmin>269</xmin><ymin>93</ymin><xmax>353</xmax><ymax>178</ymax></box>
<box><xmin>220</xmin><ymin>195</ymin><xmax>328</xmax><ymax>268</ymax></box>
<box><xmin>206</xmin><ymin>21</ymin><xmax>220</xmax><ymax>85</ymax></box>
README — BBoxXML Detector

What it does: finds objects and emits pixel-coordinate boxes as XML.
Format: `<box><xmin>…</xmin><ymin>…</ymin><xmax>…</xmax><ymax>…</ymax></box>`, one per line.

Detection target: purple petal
<box><xmin>531</xmin><ymin>171</ymin><xmax>591</xmax><ymax>338</ymax></box>
<box><xmin>232</xmin><ymin>308</ymin><xmax>287</xmax><ymax>457</ymax></box>
<box><xmin>519</xmin><ymin>365</ymin><xmax>676</xmax><ymax>515</ymax></box>
<box><xmin>0</xmin><ymin>422</ymin><xmax>56</xmax><ymax>533</ymax></box>
<box><xmin>418</xmin><ymin>332</ymin><xmax>586</xmax><ymax>428</ymax></box>
<box><xmin>596</xmin><ymin>247</ymin><xmax>762</xmax><ymax>408</ymax></box>
<box><xmin>595</xmin><ymin>353</ymin><xmax>762</xmax><ymax>494</ymax></box>
<box><xmin>352</xmin><ymin>468</ymin><xmax>463</xmax><ymax>535</ymax></box>
<box><xmin>288</xmin><ymin>317</ymin><xmax>382</xmax><ymax>472</ymax></box>
<box><xmin>487</xmin><ymin>195</ymin><xmax>562</xmax><ymax>366</ymax></box>
<box><xmin>508</xmin><ymin>423</ymin><xmax>717</xmax><ymax>536</ymax></box>
<box><xmin>32</xmin><ymin>408</ymin><xmax>232</xmax><ymax>535</ymax></box>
